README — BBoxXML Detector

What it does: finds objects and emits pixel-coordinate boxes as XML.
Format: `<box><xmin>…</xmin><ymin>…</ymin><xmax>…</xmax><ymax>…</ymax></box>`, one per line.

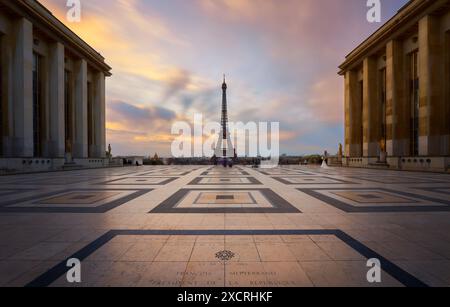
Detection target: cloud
<box><xmin>38</xmin><ymin>0</ymin><xmax>408</xmax><ymax>156</ymax></box>
<box><xmin>108</xmin><ymin>101</ymin><xmax>176</xmax><ymax>124</ymax></box>
<box><xmin>305</xmin><ymin>74</ymin><xmax>345</xmax><ymax>125</ymax></box>
<box><xmin>163</xmin><ymin>69</ymin><xmax>192</xmax><ymax>101</ymax></box>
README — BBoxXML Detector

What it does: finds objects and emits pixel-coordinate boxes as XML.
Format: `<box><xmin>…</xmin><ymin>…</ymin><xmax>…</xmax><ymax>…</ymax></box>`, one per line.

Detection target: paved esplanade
<box><xmin>0</xmin><ymin>166</ymin><xmax>449</xmax><ymax>287</ymax></box>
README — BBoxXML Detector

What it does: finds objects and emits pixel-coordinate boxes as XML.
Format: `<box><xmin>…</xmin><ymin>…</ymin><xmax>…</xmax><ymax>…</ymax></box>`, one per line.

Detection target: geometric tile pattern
<box><xmin>189</xmin><ymin>177</ymin><xmax>262</xmax><ymax>185</ymax></box>
<box><xmin>2</xmin><ymin>165</ymin><xmax>450</xmax><ymax>287</ymax></box>
<box><xmin>149</xmin><ymin>188</ymin><xmax>301</xmax><ymax>213</ymax></box>
<box><xmin>24</xmin><ymin>229</ymin><xmax>428</xmax><ymax>288</ymax></box>
<box><xmin>415</xmin><ymin>187</ymin><xmax>450</xmax><ymax>196</ymax></box>
<box><xmin>38</xmin><ymin>191</ymin><xmax>122</xmax><ymax>204</ymax></box>
<box><xmin>0</xmin><ymin>189</ymin><xmax>152</xmax><ymax>213</ymax></box>
<box><xmin>201</xmin><ymin>170</ymin><xmax>250</xmax><ymax>176</ymax></box>
<box><xmin>97</xmin><ymin>177</ymin><xmax>178</xmax><ymax>186</ymax></box>
<box><xmin>345</xmin><ymin>176</ymin><xmax>447</xmax><ymax>184</ymax></box>
<box><xmin>273</xmin><ymin>176</ymin><xmax>354</xmax><ymax>185</ymax></box>
<box><xmin>299</xmin><ymin>188</ymin><xmax>450</xmax><ymax>212</ymax></box>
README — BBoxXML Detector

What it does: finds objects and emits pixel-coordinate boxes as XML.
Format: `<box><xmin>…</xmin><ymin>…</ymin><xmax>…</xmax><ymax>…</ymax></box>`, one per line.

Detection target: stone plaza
<box><xmin>0</xmin><ymin>165</ymin><xmax>449</xmax><ymax>287</ymax></box>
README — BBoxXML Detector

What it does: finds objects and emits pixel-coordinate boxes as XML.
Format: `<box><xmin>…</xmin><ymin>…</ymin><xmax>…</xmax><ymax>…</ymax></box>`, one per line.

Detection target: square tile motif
<box><xmin>415</xmin><ymin>187</ymin><xmax>450</xmax><ymax>197</ymax></box>
<box><xmin>201</xmin><ymin>168</ymin><xmax>250</xmax><ymax>176</ymax></box>
<box><xmin>38</xmin><ymin>191</ymin><xmax>122</xmax><ymax>205</ymax></box>
<box><xmin>347</xmin><ymin>176</ymin><xmax>446</xmax><ymax>184</ymax></box>
<box><xmin>0</xmin><ymin>189</ymin><xmax>152</xmax><ymax>213</ymax></box>
<box><xmin>177</xmin><ymin>191</ymin><xmax>272</xmax><ymax>209</ymax></box>
<box><xmin>150</xmin><ymin>188</ymin><xmax>301</xmax><ymax>213</ymax></box>
<box><xmin>331</xmin><ymin>191</ymin><xmax>413</xmax><ymax>204</ymax></box>
<box><xmin>298</xmin><ymin>188</ymin><xmax>450</xmax><ymax>212</ymax></box>
<box><xmin>273</xmin><ymin>176</ymin><xmax>354</xmax><ymax>185</ymax></box>
<box><xmin>195</xmin><ymin>192</ymin><xmax>256</xmax><ymax>205</ymax></box>
<box><xmin>259</xmin><ymin>170</ymin><xmax>307</xmax><ymax>176</ymax></box>
<box><xmin>97</xmin><ymin>177</ymin><xmax>178</xmax><ymax>185</ymax></box>
<box><xmin>189</xmin><ymin>177</ymin><xmax>261</xmax><ymax>185</ymax></box>
<box><xmin>138</xmin><ymin>171</ymin><xmax>190</xmax><ymax>176</ymax></box>
<box><xmin>25</xmin><ymin>230</ymin><xmax>427</xmax><ymax>288</ymax></box>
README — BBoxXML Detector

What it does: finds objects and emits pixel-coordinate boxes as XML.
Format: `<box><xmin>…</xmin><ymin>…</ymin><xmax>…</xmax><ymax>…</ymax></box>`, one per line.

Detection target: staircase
<box><xmin>62</xmin><ymin>162</ymin><xmax>83</xmax><ymax>170</ymax></box>
<box><xmin>328</xmin><ymin>160</ymin><xmax>342</xmax><ymax>167</ymax></box>
<box><xmin>327</xmin><ymin>157</ymin><xmax>342</xmax><ymax>167</ymax></box>
<box><xmin>368</xmin><ymin>161</ymin><xmax>390</xmax><ymax>169</ymax></box>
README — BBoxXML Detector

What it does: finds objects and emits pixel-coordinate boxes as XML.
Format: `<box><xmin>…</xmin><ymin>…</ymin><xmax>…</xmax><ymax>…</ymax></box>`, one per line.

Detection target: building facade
<box><xmin>339</xmin><ymin>0</ymin><xmax>450</xmax><ymax>172</ymax></box>
<box><xmin>0</xmin><ymin>0</ymin><xmax>111</xmax><ymax>172</ymax></box>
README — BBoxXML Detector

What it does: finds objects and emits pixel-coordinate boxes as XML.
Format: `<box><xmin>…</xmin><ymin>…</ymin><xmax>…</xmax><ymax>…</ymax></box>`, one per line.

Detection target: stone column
<box><xmin>386</xmin><ymin>40</ymin><xmax>408</xmax><ymax>157</ymax></box>
<box><xmin>93</xmin><ymin>71</ymin><xmax>106</xmax><ymax>158</ymax></box>
<box><xmin>345</xmin><ymin>70</ymin><xmax>361</xmax><ymax>157</ymax></box>
<box><xmin>344</xmin><ymin>71</ymin><xmax>351</xmax><ymax>157</ymax></box>
<box><xmin>48</xmin><ymin>42</ymin><xmax>65</xmax><ymax>158</ymax></box>
<box><xmin>363</xmin><ymin>56</ymin><xmax>379</xmax><ymax>157</ymax></box>
<box><xmin>418</xmin><ymin>15</ymin><xmax>444</xmax><ymax>156</ymax></box>
<box><xmin>446</xmin><ymin>32</ymin><xmax>450</xmax><ymax>156</ymax></box>
<box><xmin>0</xmin><ymin>33</ymin><xmax>12</xmax><ymax>156</ymax></box>
<box><xmin>73</xmin><ymin>59</ymin><xmax>87</xmax><ymax>158</ymax></box>
<box><xmin>11</xmin><ymin>18</ymin><xmax>33</xmax><ymax>157</ymax></box>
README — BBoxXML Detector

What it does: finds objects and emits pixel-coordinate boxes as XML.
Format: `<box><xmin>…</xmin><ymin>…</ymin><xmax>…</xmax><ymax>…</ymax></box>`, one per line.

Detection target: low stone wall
<box><xmin>0</xmin><ymin>158</ymin><xmax>116</xmax><ymax>174</ymax></box>
<box><xmin>341</xmin><ymin>156</ymin><xmax>450</xmax><ymax>173</ymax></box>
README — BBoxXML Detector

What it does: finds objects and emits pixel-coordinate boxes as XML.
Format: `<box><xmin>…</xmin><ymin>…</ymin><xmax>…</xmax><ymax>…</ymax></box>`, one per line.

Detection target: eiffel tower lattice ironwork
<box><xmin>214</xmin><ymin>75</ymin><xmax>235</xmax><ymax>158</ymax></box>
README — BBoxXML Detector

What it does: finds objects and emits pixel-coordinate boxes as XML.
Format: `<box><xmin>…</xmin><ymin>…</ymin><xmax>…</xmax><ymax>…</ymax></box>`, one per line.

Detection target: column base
<box><xmin>420</xmin><ymin>135</ymin><xmax>449</xmax><ymax>156</ymax></box>
<box><xmin>73</xmin><ymin>142</ymin><xmax>87</xmax><ymax>159</ymax></box>
<box><xmin>363</xmin><ymin>142</ymin><xmax>380</xmax><ymax>157</ymax></box>
<box><xmin>11</xmin><ymin>137</ymin><xmax>33</xmax><ymax>158</ymax></box>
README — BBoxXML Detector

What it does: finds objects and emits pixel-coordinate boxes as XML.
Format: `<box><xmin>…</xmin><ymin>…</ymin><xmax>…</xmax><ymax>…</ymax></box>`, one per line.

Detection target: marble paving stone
<box><xmin>298</xmin><ymin>187</ymin><xmax>450</xmax><ymax>212</ymax></box>
<box><xmin>286</xmin><ymin>242</ymin><xmax>332</xmax><ymax>261</ymax></box>
<box><xmin>0</xmin><ymin>189</ymin><xmax>152</xmax><ymax>213</ymax></box>
<box><xmin>190</xmin><ymin>242</ymin><xmax>226</xmax><ymax>262</ymax></box>
<box><xmin>189</xmin><ymin>177</ymin><xmax>261</xmax><ymax>185</ymax></box>
<box><xmin>261</xmin><ymin>262</ymin><xmax>313</xmax><ymax>287</ymax></box>
<box><xmin>98</xmin><ymin>177</ymin><xmax>178</xmax><ymax>185</ymax></box>
<box><xmin>150</xmin><ymin>188</ymin><xmax>300</xmax><ymax>213</ymax></box>
<box><xmin>256</xmin><ymin>243</ymin><xmax>298</xmax><ymax>261</ymax></box>
<box><xmin>154</xmin><ymin>243</ymin><xmax>195</xmax><ymax>262</ymax></box>
<box><xmin>181</xmin><ymin>262</ymin><xmax>225</xmax><ymax>287</ymax></box>
<box><xmin>92</xmin><ymin>262</ymin><xmax>148</xmax><ymax>287</ymax></box>
<box><xmin>1</xmin><ymin>165</ymin><xmax>449</xmax><ymax>287</ymax></box>
<box><xmin>300</xmin><ymin>261</ymin><xmax>402</xmax><ymax>287</ymax></box>
<box><xmin>39</xmin><ymin>192</ymin><xmax>121</xmax><ymax>205</ymax></box>
<box><xmin>50</xmin><ymin>261</ymin><xmax>115</xmax><ymax>287</ymax></box>
<box><xmin>137</xmin><ymin>262</ymin><xmax>187</xmax><ymax>287</ymax></box>
<box><xmin>224</xmin><ymin>243</ymin><xmax>261</xmax><ymax>262</ymax></box>
<box><xmin>120</xmin><ymin>242</ymin><xmax>165</xmax><ymax>262</ymax></box>
<box><xmin>273</xmin><ymin>176</ymin><xmax>354</xmax><ymax>185</ymax></box>
<box><xmin>225</xmin><ymin>262</ymin><xmax>269</xmax><ymax>287</ymax></box>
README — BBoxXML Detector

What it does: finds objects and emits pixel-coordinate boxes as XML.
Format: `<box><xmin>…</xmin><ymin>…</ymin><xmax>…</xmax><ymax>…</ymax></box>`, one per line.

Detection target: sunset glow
<box><xmin>40</xmin><ymin>0</ymin><xmax>409</xmax><ymax>156</ymax></box>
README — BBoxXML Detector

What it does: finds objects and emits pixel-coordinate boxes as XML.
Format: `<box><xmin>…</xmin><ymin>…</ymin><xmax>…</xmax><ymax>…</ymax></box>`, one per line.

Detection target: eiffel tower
<box><xmin>214</xmin><ymin>75</ymin><xmax>235</xmax><ymax>159</ymax></box>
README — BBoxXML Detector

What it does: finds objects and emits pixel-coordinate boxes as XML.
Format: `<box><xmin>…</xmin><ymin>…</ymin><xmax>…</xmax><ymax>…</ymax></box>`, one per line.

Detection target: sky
<box><xmin>40</xmin><ymin>0</ymin><xmax>409</xmax><ymax>157</ymax></box>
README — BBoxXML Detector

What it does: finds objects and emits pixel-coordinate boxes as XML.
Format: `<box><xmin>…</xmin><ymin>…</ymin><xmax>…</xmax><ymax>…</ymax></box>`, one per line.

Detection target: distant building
<box><xmin>0</xmin><ymin>0</ymin><xmax>111</xmax><ymax>172</ymax></box>
<box><xmin>339</xmin><ymin>0</ymin><xmax>450</xmax><ymax>172</ymax></box>
<box><xmin>120</xmin><ymin>156</ymin><xmax>145</xmax><ymax>166</ymax></box>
